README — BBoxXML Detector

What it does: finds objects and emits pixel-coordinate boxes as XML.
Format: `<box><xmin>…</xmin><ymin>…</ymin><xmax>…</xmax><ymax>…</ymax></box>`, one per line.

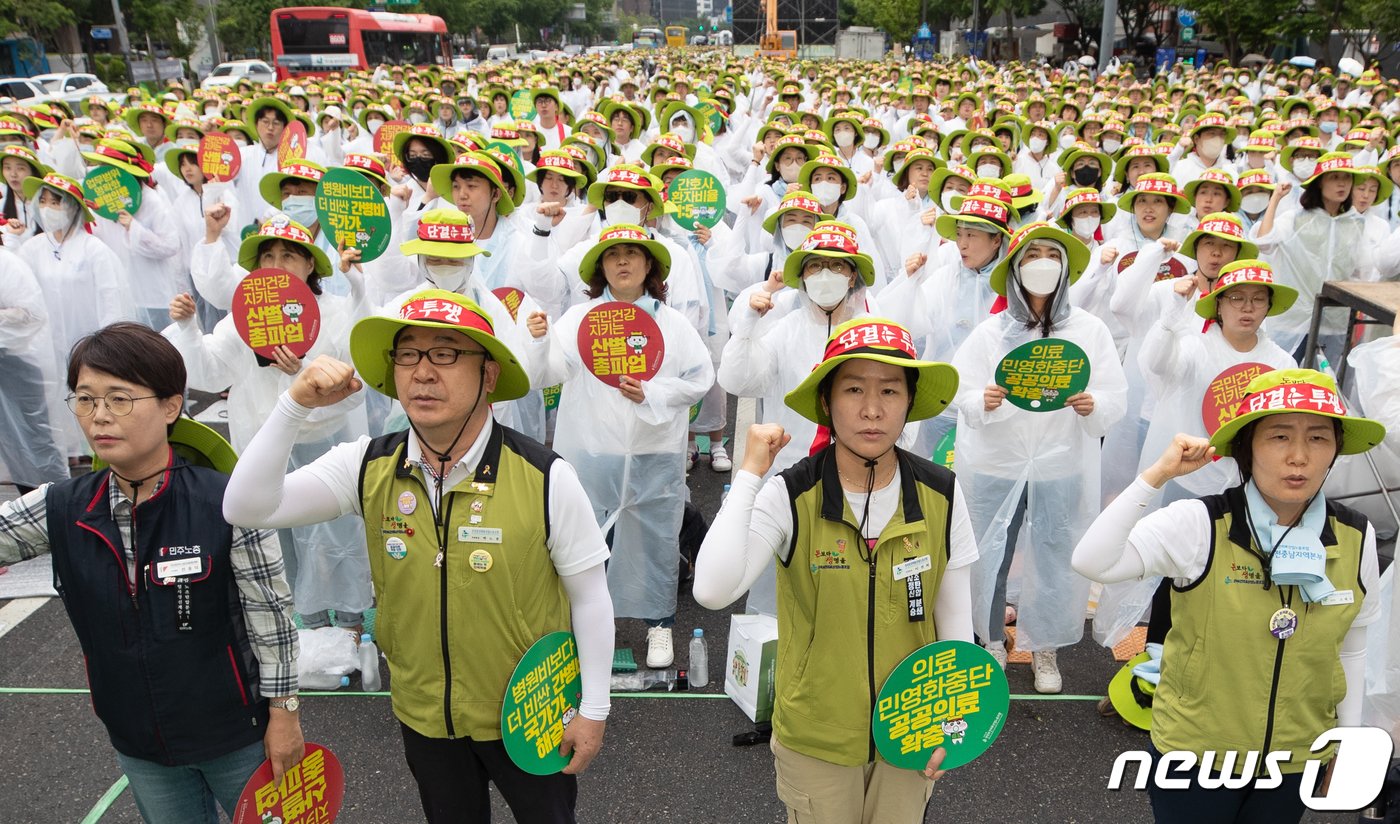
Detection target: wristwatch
<box><xmin>270</xmin><ymin>695</ymin><xmax>301</xmax><ymax>713</ymax></box>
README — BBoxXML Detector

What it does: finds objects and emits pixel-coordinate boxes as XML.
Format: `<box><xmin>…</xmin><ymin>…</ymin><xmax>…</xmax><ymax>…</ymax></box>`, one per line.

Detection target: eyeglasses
<box><xmin>66</xmin><ymin>392</ymin><xmax>160</xmax><ymax>417</ymax></box>
<box><xmin>1224</xmin><ymin>293</ymin><xmax>1270</xmax><ymax>308</ymax></box>
<box><xmin>388</xmin><ymin>347</ymin><xmax>488</xmax><ymax>367</ymax></box>
<box><xmin>603</xmin><ymin>190</ymin><xmax>646</xmax><ymax>206</ymax></box>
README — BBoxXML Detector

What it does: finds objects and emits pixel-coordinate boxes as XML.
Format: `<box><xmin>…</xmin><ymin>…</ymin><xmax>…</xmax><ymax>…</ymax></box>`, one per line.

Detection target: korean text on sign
<box><xmin>504</xmin><ymin>636</ymin><xmax>581</xmax><ymax>759</ymax></box>
<box><xmin>1000</xmin><ymin>343</ymin><xmax>1084</xmax><ymax>402</ymax></box>
<box><xmin>875</xmin><ymin>647</ymin><xmax>995</xmax><ymax>756</ymax></box>
<box><xmin>586</xmin><ymin>306</ymin><xmax>649</xmax><ymax>378</ymax></box>
<box><xmin>243</xmin><ymin>273</ymin><xmax>307</xmax><ymax>349</ymax></box>
<box><xmin>253</xmin><ymin>747</ymin><xmax>331</xmax><ymax>824</ymax></box>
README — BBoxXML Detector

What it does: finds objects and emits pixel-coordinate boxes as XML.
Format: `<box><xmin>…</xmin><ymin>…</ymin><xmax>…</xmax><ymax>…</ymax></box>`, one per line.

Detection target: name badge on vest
<box><xmin>150</xmin><ymin>545</ymin><xmax>210</xmax><ymax>632</ymax></box>
<box><xmin>458</xmin><ymin>526</ymin><xmax>503</xmax><ymax>544</ymax></box>
<box><xmin>1317</xmin><ymin>589</ymin><xmax>1354</xmax><ymax>606</ymax></box>
<box><xmin>899</xmin><ymin>556</ymin><xmax>929</xmax><ymax>622</ymax></box>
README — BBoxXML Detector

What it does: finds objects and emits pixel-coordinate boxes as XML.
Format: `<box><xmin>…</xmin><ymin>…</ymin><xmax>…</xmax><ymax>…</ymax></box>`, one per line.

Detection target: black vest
<box><xmin>47</xmin><ymin>460</ymin><xmax>267</xmax><ymax>765</ymax></box>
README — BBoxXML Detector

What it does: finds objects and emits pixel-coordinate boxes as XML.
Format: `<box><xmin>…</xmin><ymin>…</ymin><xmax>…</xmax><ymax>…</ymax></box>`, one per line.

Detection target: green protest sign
<box><xmin>665</xmin><ymin>170</ymin><xmax>726</xmax><ymax>230</ymax></box>
<box><xmin>696</xmin><ymin>99</ymin><xmax>722</xmax><ymax>136</ymax></box>
<box><xmin>933</xmin><ymin>427</ymin><xmax>955</xmax><ymax>468</ymax></box>
<box><xmin>543</xmin><ymin>384</ymin><xmax>562</xmax><ymax>412</ymax></box>
<box><xmin>873</xmin><ymin>640</ymin><xmax>1009</xmax><ymax>771</ymax></box>
<box><xmin>82</xmin><ymin>165</ymin><xmax>142</xmax><ymax>221</ymax></box>
<box><xmin>994</xmin><ymin>338</ymin><xmax>1091</xmax><ymax>412</ymax></box>
<box><xmin>510</xmin><ymin>89</ymin><xmax>537</xmax><ymax>120</ymax></box>
<box><xmin>314</xmin><ymin>167</ymin><xmax>391</xmax><ymax>262</ymax></box>
<box><xmin>501</xmin><ymin>631</ymin><xmax>582</xmax><ymax>775</ymax></box>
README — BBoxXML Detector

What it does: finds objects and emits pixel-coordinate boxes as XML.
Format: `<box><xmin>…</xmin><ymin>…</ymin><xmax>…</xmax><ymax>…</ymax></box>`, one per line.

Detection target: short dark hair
<box><xmin>67</xmin><ymin>322</ymin><xmax>186</xmax><ymax>400</ymax></box>
<box><xmin>585</xmin><ymin>246</ymin><xmax>668</xmax><ymax>301</ymax></box>
<box><xmin>1231</xmin><ymin>417</ymin><xmax>1344</xmax><ymax>483</ymax></box>
<box><xmin>257</xmin><ymin>238</ymin><xmax>323</xmax><ymax>295</ymax></box>
<box><xmin>253</xmin><ymin>105</ymin><xmax>288</xmax><ymax>126</ymax></box>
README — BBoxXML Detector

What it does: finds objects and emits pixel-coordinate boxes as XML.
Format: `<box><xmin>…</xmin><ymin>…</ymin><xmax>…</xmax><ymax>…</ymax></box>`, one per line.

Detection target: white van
<box><xmin>486</xmin><ymin>46</ymin><xmax>514</xmax><ymax>63</ymax></box>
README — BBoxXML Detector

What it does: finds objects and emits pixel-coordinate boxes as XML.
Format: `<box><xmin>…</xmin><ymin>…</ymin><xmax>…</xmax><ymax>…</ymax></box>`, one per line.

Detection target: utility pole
<box><xmin>109</xmin><ymin>0</ymin><xmax>135</xmax><ymax>85</ymax></box>
<box><xmin>203</xmin><ymin>0</ymin><xmax>222</xmax><ymax>69</ymax></box>
<box><xmin>1098</xmin><ymin>0</ymin><xmax>1116</xmax><ymax>74</ymax></box>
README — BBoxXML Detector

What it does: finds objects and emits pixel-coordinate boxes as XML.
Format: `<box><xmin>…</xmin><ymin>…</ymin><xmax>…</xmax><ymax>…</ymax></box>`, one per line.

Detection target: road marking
<box><xmin>0</xmin><ymin>597</ymin><xmax>50</xmax><ymax>640</ymax></box>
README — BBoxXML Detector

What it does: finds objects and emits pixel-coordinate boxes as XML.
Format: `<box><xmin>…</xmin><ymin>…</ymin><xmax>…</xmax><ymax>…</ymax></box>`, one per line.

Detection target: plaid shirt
<box><xmin>0</xmin><ymin>479</ymin><xmax>299</xmax><ymax>696</ymax></box>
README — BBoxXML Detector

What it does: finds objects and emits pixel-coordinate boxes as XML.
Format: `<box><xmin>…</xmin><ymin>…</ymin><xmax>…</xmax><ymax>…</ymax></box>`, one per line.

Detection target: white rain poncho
<box><xmin>950</xmin><ymin>258</ymin><xmax>1127</xmax><ymax>651</ymax></box>
<box><xmin>163</xmin><ymin>268</ymin><xmax>372</xmax><ymax>618</ymax></box>
<box><xmin>17</xmin><ymin>198</ymin><xmax>129</xmax><ymax>457</ymax></box>
<box><xmin>0</xmin><ymin>246</ymin><xmax>67</xmax><ymax>485</ymax></box>
<box><xmin>538</xmin><ymin>293</ymin><xmax>713</xmax><ymax>620</ymax></box>
<box><xmin>1253</xmin><ymin>205</ymin><xmax>1373</xmax><ymax>358</ymax></box>
<box><xmin>88</xmin><ymin>179</ymin><xmax>188</xmax><ymax>329</ymax></box>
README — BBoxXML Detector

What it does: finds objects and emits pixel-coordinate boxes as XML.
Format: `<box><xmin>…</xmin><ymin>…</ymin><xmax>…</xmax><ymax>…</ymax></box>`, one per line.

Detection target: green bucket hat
<box><xmin>781</xmin><ymin>220</ymin><xmax>875</xmax><ymax>289</ymax></box>
<box><xmin>1181</xmin><ymin>212</ymin><xmax>1259</xmax><ymax>260</ymax></box>
<box><xmin>1105</xmin><ymin>652</ymin><xmax>1156</xmax><ymax>732</ymax></box>
<box><xmin>429</xmin><ymin>152</ymin><xmax>516</xmax><ymax>217</ymax></box>
<box><xmin>783</xmin><ymin>316</ymin><xmax>960</xmax><ymax>426</ymax></box>
<box><xmin>577</xmin><ymin>224</ymin><xmax>670</xmax><ymax>285</ymax></box>
<box><xmin>236</xmin><ymin>215</ymin><xmax>333</xmax><ymax>279</ymax></box>
<box><xmin>350</xmin><ymin>289</ymin><xmax>528</xmax><ymax>402</ymax></box>
<box><xmin>1193</xmin><ymin>259</ymin><xmax>1297</xmax><ymax>320</ymax></box>
<box><xmin>1208</xmin><ymin>367</ymin><xmax>1386</xmax><ymax>457</ymax></box>
<box><xmin>400</xmin><ymin>209</ymin><xmax>490</xmax><ymax>259</ymax></box>
<box><xmin>989</xmin><ymin>222</ymin><xmax>1090</xmax><ymax>297</ymax></box>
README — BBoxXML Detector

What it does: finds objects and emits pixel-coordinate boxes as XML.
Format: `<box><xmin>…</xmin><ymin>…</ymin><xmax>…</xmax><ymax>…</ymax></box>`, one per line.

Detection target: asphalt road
<box><xmin>0</xmin><ymin>395</ymin><xmax>1368</xmax><ymax>823</ymax></box>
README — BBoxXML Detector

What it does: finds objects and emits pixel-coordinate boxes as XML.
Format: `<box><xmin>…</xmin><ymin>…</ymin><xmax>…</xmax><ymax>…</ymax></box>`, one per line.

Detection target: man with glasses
<box><xmin>223</xmin><ymin>290</ymin><xmax>615</xmax><ymax>824</ymax></box>
<box><xmin>0</xmin><ymin>322</ymin><xmax>303</xmax><ymax>823</ymax></box>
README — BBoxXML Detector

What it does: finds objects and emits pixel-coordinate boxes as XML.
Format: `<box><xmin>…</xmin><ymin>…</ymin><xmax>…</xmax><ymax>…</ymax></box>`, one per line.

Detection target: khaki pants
<box><xmin>771</xmin><ymin>735</ymin><xmax>934</xmax><ymax>824</ymax></box>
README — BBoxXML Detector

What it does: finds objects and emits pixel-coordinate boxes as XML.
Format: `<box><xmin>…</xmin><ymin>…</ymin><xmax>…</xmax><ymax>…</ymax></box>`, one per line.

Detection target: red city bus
<box><xmin>270</xmin><ymin>6</ymin><xmax>451</xmax><ymax>80</ymax></box>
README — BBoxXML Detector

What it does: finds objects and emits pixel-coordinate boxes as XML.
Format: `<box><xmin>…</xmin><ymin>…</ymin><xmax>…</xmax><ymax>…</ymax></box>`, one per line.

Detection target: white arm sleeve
<box><xmin>692</xmin><ymin>470</ymin><xmax>790</xmax><ymax>609</ymax></box>
<box><xmin>559</xmin><ymin>563</ymin><xmax>613</xmax><ymax>721</ymax></box>
<box><xmin>1337</xmin><ymin>625</ymin><xmax>1368</xmax><ymax>727</ymax></box>
<box><xmin>1071</xmin><ymin>476</ymin><xmax>1157</xmax><ymax>582</ymax></box>
<box><xmin>222</xmin><ymin>393</ymin><xmax>360</xmax><ymax>528</ymax></box>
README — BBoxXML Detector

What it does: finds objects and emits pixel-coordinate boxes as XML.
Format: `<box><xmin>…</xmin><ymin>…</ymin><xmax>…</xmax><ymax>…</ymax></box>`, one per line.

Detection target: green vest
<box><xmin>1153</xmin><ymin>486</ymin><xmax>1368</xmax><ymax>774</ymax></box>
<box><xmin>773</xmin><ymin>447</ymin><xmax>954</xmax><ymax>767</ymax></box>
<box><xmin>359</xmin><ymin>425</ymin><xmax>571</xmax><ymax>740</ymax></box>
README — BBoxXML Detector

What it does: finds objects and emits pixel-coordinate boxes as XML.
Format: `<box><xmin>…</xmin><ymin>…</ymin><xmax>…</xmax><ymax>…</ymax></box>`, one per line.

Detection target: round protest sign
<box><xmin>696</xmin><ymin>100</ymin><xmax>722</xmax><ymax>136</ymax></box>
<box><xmin>873</xmin><ymin>640</ymin><xmax>1010</xmax><ymax>771</ymax></box>
<box><xmin>372</xmin><ymin>119</ymin><xmax>411</xmax><ymax>155</ymax></box>
<box><xmin>665</xmin><ymin>170</ymin><xmax>726</xmax><ymax>230</ymax></box>
<box><xmin>543</xmin><ymin>384</ymin><xmax>562</xmax><ymax>411</ymax></box>
<box><xmin>501</xmin><ymin>631</ymin><xmax>582</xmax><ymax>775</ymax></box>
<box><xmin>82</xmin><ymin>165</ymin><xmax>142</xmax><ymax>221</ymax></box>
<box><xmin>1202</xmin><ymin>362</ymin><xmax>1273</xmax><ymax>436</ymax></box>
<box><xmin>1116</xmin><ymin>250</ymin><xmax>1189</xmax><ymax>282</ymax></box>
<box><xmin>278</xmin><ymin>121</ymin><xmax>308</xmax><ymax>168</ymax></box>
<box><xmin>232</xmin><ymin>268</ymin><xmax>321</xmax><ymax>360</ymax></box>
<box><xmin>198</xmin><ymin>132</ymin><xmax>241</xmax><ymax>182</ymax></box>
<box><xmin>577</xmin><ymin>301</ymin><xmax>665</xmax><ymax>388</ymax></box>
<box><xmin>510</xmin><ymin>89</ymin><xmax>537</xmax><ymax>120</ymax></box>
<box><xmin>994</xmin><ymin>338</ymin><xmax>1091</xmax><ymax>412</ymax></box>
<box><xmin>492</xmin><ymin>286</ymin><xmax>526</xmax><ymax>322</ymax></box>
<box><xmin>231</xmin><ymin>742</ymin><xmax>344</xmax><ymax>824</ymax></box>
<box><xmin>933</xmin><ymin>426</ymin><xmax>956</xmax><ymax>468</ymax></box>
<box><xmin>314</xmin><ymin>167</ymin><xmax>391</xmax><ymax>262</ymax></box>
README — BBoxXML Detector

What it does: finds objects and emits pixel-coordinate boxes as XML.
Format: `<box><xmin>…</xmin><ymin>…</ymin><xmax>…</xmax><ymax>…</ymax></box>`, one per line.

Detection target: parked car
<box><xmin>201</xmin><ymin>59</ymin><xmax>276</xmax><ymax>89</ymax></box>
<box><xmin>0</xmin><ymin>77</ymin><xmax>56</xmax><ymax>107</ymax></box>
<box><xmin>31</xmin><ymin>73</ymin><xmax>122</xmax><ymax>107</ymax></box>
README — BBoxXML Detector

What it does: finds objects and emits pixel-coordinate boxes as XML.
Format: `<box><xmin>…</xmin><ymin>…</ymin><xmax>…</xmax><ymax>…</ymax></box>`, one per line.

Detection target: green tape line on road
<box><xmin>80</xmin><ymin>775</ymin><xmax>128</xmax><ymax>824</ymax></box>
<box><xmin>0</xmin><ymin>687</ymin><xmax>1105</xmax><ymax>701</ymax></box>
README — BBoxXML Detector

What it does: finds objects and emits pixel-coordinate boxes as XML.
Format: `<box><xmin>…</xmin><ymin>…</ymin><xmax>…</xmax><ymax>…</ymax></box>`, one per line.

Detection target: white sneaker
<box><xmin>984</xmin><ymin>640</ymin><xmax>1007</xmax><ymax>668</ymax></box>
<box><xmin>1032</xmin><ymin>650</ymin><xmax>1062</xmax><ymax>694</ymax></box>
<box><xmin>710</xmin><ymin>445</ymin><xmax>732</xmax><ymax>472</ymax></box>
<box><xmin>686</xmin><ymin>446</ymin><xmax>698</xmax><ymax>472</ymax></box>
<box><xmin>646</xmin><ymin>626</ymin><xmax>674</xmax><ymax>668</ymax></box>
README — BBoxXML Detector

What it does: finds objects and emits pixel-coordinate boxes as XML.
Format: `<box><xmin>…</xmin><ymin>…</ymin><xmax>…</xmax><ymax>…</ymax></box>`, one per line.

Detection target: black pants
<box><xmin>399</xmin><ymin>723</ymin><xmax>578</xmax><ymax>824</ymax></box>
<box><xmin>1147</xmin><ymin>746</ymin><xmax>1309</xmax><ymax>824</ymax></box>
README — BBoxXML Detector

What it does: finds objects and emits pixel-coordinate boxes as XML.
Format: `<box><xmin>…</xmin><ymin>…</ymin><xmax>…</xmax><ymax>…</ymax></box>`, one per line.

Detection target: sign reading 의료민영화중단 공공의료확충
<box><xmin>994</xmin><ymin>338</ymin><xmax>1091</xmax><ymax>412</ymax></box>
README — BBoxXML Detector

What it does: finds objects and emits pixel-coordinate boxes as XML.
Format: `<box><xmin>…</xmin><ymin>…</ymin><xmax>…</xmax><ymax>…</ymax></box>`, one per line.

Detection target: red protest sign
<box><xmin>278</xmin><ymin>121</ymin><xmax>308</xmax><ymax>169</ymax></box>
<box><xmin>493</xmin><ymin>287</ymin><xmax>526</xmax><ymax>322</ymax></box>
<box><xmin>1202</xmin><ymin>362</ymin><xmax>1272</xmax><ymax>436</ymax></box>
<box><xmin>198</xmin><ymin>132</ymin><xmax>241</xmax><ymax>182</ymax></box>
<box><xmin>373</xmin><ymin>119</ymin><xmax>412</xmax><ymax>156</ymax></box>
<box><xmin>232</xmin><ymin>268</ymin><xmax>321</xmax><ymax>360</ymax></box>
<box><xmin>231</xmin><ymin>742</ymin><xmax>344</xmax><ymax>824</ymax></box>
<box><xmin>576</xmin><ymin>301</ymin><xmax>665</xmax><ymax>388</ymax></box>
<box><xmin>1117</xmin><ymin>250</ymin><xmax>1189</xmax><ymax>282</ymax></box>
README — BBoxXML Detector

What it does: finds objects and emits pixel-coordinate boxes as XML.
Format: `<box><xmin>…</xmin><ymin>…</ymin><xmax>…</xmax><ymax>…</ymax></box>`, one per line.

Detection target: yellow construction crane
<box><xmin>758</xmin><ymin>0</ymin><xmax>797</xmax><ymax>58</ymax></box>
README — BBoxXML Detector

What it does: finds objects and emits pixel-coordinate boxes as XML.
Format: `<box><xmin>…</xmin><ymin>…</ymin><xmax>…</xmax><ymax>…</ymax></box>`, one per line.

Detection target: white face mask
<box><xmin>409</xmin><ymin>113</ymin><xmax>427</xmax><ymax>124</ymax></box>
<box><xmin>1241</xmin><ymin>192</ymin><xmax>1271</xmax><ymax>214</ymax></box>
<box><xmin>39</xmin><ymin>206</ymin><xmax>69</xmax><ymax>231</ymax></box>
<box><xmin>976</xmin><ymin>163</ymin><xmax>1002</xmax><ymax>179</ymax></box>
<box><xmin>281</xmin><ymin>195</ymin><xmax>318</xmax><ymax>228</ymax></box>
<box><xmin>1292</xmin><ymin>158</ymin><xmax>1318</xmax><ymax>181</ymax></box>
<box><xmin>1059</xmin><ymin>129</ymin><xmax>1076</xmax><ymax>145</ymax></box>
<box><xmin>425</xmin><ymin>259</ymin><xmax>474</xmax><ymax>291</ymax></box>
<box><xmin>811</xmin><ymin>180</ymin><xmax>843</xmax><ymax>205</ymax></box>
<box><xmin>176</xmin><ymin>138</ymin><xmax>199</xmax><ymax>148</ymax></box>
<box><xmin>779</xmin><ymin>160</ymin><xmax>802</xmax><ymax>184</ymax></box>
<box><xmin>803</xmin><ymin>268</ymin><xmax>850</xmax><ymax>309</ymax></box>
<box><xmin>367</xmin><ymin>118</ymin><xmax>385</xmax><ymax>135</ymax></box>
<box><xmin>1101</xmin><ymin>138</ymin><xmax>1122</xmax><ymax>154</ymax></box>
<box><xmin>1027</xmin><ymin>136</ymin><xmax>1048</xmax><ymax>154</ymax></box>
<box><xmin>1198</xmin><ymin>136</ymin><xmax>1225</xmax><ymax>160</ymax></box>
<box><xmin>673</xmin><ymin>124</ymin><xmax>694</xmax><ymax>142</ymax></box>
<box><xmin>863</xmin><ymin>133</ymin><xmax>880</xmax><ymax>149</ymax></box>
<box><xmin>940</xmin><ymin>190</ymin><xmax>961</xmax><ymax>213</ymax></box>
<box><xmin>605</xmin><ymin>200</ymin><xmax>644</xmax><ymax>227</ymax></box>
<box><xmin>781</xmin><ymin>223</ymin><xmax>810</xmax><ymax>249</ymax></box>
<box><xmin>834</xmin><ymin>130</ymin><xmax>855</xmax><ymax>149</ymax></box>
<box><xmin>206</xmin><ymin>105</ymin><xmax>224</xmax><ymax>119</ymax></box>
<box><xmin>1072</xmin><ymin>215</ymin><xmax>1101</xmax><ymax>237</ymax></box>
<box><xmin>1017</xmin><ymin>257</ymin><xmax>1062</xmax><ymax>296</ymax></box>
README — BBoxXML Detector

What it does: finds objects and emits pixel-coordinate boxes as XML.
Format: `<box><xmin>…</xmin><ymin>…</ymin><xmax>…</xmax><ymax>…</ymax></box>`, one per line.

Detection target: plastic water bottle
<box><xmin>689</xmin><ymin>628</ymin><xmax>709</xmax><ymax>688</ymax></box>
<box><xmin>301</xmin><ymin>672</ymin><xmax>350</xmax><ymax>690</ymax></box>
<box><xmin>721</xmin><ymin>483</ymin><xmax>731</xmax><ymax>504</ymax></box>
<box><xmin>359</xmin><ymin>633</ymin><xmax>382</xmax><ymax>691</ymax></box>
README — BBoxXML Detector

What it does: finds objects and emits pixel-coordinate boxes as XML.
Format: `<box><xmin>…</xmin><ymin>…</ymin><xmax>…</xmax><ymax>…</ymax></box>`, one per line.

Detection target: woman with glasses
<box><xmin>0</xmin><ymin>322</ymin><xmax>302</xmax><ymax>824</ymax></box>
<box><xmin>529</xmin><ymin>224</ymin><xmax>713</xmax><ymax>670</ymax></box>
<box><xmin>163</xmin><ymin>216</ymin><xmax>372</xmax><ymax>634</ymax></box>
